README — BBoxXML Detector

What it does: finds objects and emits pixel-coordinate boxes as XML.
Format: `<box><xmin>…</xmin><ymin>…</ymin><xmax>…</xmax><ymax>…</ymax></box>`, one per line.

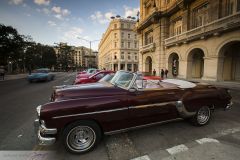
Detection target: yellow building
<box><xmin>137</xmin><ymin>0</ymin><xmax>240</xmax><ymax>81</ymax></box>
<box><xmin>98</xmin><ymin>18</ymin><xmax>139</xmax><ymax>71</ymax></box>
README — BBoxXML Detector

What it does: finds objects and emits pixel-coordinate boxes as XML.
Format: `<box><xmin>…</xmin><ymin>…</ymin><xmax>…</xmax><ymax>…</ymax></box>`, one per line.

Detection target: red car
<box><xmin>74</xmin><ymin>70</ymin><xmax>114</xmax><ymax>84</ymax></box>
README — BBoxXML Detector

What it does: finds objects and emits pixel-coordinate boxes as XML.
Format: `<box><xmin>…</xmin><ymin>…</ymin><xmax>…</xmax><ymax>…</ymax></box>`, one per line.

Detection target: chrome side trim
<box><xmin>52</xmin><ymin>107</ymin><xmax>128</xmax><ymax>119</ymax></box>
<box><xmin>129</xmin><ymin>101</ymin><xmax>176</xmax><ymax>109</ymax></box>
<box><xmin>104</xmin><ymin>118</ymin><xmax>183</xmax><ymax>135</ymax></box>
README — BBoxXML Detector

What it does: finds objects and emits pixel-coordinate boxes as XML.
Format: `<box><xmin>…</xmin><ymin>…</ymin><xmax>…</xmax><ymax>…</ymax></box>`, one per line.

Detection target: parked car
<box><xmin>77</xmin><ymin>68</ymin><xmax>99</xmax><ymax>75</ymax></box>
<box><xmin>34</xmin><ymin>71</ymin><xmax>232</xmax><ymax>154</ymax></box>
<box><xmin>27</xmin><ymin>68</ymin><xmax>55</xmax><ymax>82</ymax></box>
<box><xmin>74</xmin><ymin>70</ymin><xmax>115</xmax><ymax>84</ymax></box>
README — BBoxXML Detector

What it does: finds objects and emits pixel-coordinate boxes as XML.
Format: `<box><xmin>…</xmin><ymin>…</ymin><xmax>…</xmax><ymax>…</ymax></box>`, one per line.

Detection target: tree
<box><xmin>0</xmin><ymin>24</ymin><xmax>25</xmax><ymax>67</ymax></box>
<box><xmin>56</xmin><ymin>44</ymin><xmax>74</xmax><ymax>71</ymax></box>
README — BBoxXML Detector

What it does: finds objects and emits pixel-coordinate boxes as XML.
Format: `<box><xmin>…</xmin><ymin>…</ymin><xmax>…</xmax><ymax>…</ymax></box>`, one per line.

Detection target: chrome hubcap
<box><xmin>67</xmin><ymin>126</ymin><xmax>96</xmax><ymax>151</ymax></box>
<box><xmin>197</xmin><ymin>107</ymin><xmax>210</xmax><ymax>124</ymax></box>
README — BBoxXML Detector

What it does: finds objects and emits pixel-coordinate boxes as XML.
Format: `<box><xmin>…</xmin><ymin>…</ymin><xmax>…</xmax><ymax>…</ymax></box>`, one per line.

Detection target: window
<box><xmin>114</xmin><ymin>24</ymin><xmax>117</xmax><ymax>29</ymax></box>
<box><xmin>128</xmin><ymin>42</ymin><xmax>131</xmax><ymax>48</ymax></box>
<box><xmin>114</xmin><ymin>52</ymin><xmax>117</xmax><ymax>60</ymax></box>
<box><xmin>127</xmin><ymin>23</ymin><xmax>130</xmax><ymax>28</ymax></box>
<box><xmin>121</xmin><ymin>23</ymin><xmax>124</xmax><ymax>28</ymax></box>
<box><xmin>134</xmin><ymin>34</ymin><xmax>137</xmax><ymax>39</ymax></box>
<box><xmin>135</xmin><ymin>53</ymin><xmax>138</xmax><ymax>60</ymax></box>
<box><xmin>121</xmin><ymin>52</ymin><xmax>124</xmax><ymax>60</ymax></box>
<box><xmin>128</xmin><ymin>53</ymin><xmax>131</xmax><ymax>60</ymax></box>
<box><xmin>171</xmin><ymin>18</ymin><xmax>182</xmax><ymax>36</ymax></box>
<box><xmin>128</xmin><ymin>33</ymin><xmax>131</xmax><ymax>39</ymax></box>
<box><xmin>144</xmin><ymin>30</ymin><xmax>153</xmax><ymax>45</ymax></box>
<box><xmin>121</xmin><ymin>32</ymin><xmax>124</xmax><ymax>38</ymax></box>
<box><xmin>114</xmin><ymin>33</ymin><xmax>117</xmax><ymax>38</ymax></box>
<box><xmin>134</xmin><ymin>42</ymin><xmax>137</xmax><ymax>48</ymax></box>
<box><xmin>114</xmin><ymin>42</ymin><xmax>117</xmax><ymax>48</ymax></box>
<box><xmin>192</xmin><ymin>3</ymin><xmax>209</xmax><ymax>28</ymax></box>
<box><xmin>121</xmin><ymin>41</ymin><xmax>124</xmax><ymax>48</ymax></box>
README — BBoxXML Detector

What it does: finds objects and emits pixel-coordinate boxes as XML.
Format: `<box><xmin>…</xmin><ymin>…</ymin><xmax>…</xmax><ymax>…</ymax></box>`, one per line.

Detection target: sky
<box><xmin>0</xmin><ymin>0</ymin><xmax>139</xmax><ymax>51</ymax></box>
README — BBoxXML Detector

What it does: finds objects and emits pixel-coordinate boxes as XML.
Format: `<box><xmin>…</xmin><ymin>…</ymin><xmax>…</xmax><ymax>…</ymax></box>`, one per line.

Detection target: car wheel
<box><xmin>63</xmin><ymin>120</ymin><xmax>102</xmax><ymax>154</ymax></box>
<box><xmin>191</xmin><ymin>106</ymin><xmax>211</xmax><ymax>126</ymax></box>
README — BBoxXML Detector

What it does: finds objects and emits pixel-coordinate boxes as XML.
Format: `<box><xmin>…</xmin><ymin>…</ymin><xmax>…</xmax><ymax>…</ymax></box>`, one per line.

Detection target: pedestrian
<box><xmin>153</xmin><ymin>69</ymin><xmax>156</xmax><ymax>76</ymax></box>
<box><xmin>0</xmin><ymin>67</ymin><xmax>5</xmax><ymax>80</ymax></box>
<box><xmin>165</xmin><ymin>69</ymin><xmax>169</xmax><ymax>78</ymax></box>
<box><xmin>160</xmin><ymin>69</ymin><xmax>164</xmax><ymax>79</ymax></box>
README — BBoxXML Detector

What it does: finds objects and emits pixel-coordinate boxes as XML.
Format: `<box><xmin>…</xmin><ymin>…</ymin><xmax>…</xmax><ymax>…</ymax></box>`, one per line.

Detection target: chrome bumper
<box><xmin>225</xmin><ymin>101</ymin><xmax>233</xmax><ymax>110</ymax></box>
<box><xmin>34</xmin><ymin>119</ymin><xmax>57</xmax><ymax>145</ymax></box>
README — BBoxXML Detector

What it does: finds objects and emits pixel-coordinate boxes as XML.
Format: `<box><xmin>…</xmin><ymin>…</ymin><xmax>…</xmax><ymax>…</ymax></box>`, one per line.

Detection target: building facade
<box><xmin>98</xmin><ymin>18</ymin><xmax>139</xmax><ymax>72</ymax></box>
<box><xmin>54</xmin><ymin>43</ymin><xmax>97</xmax><ymax>70</ymax></box>
<box><xmin>72</xmin><ymin>46</ymin><xmax>97</xmax><ymax>68</ymax></box>
<box><xmin>137</xmin><ymin>0</ymin><xmax>240</xmax><ymax>81</ymax></box>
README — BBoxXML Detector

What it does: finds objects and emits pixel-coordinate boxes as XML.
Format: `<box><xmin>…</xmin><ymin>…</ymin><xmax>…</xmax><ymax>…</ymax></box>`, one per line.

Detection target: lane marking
<box><xmin>196</xmin><ymin>138</ymin><xmax>219</xmax><ymax>144</ymax></box>
<box><xmin>131</xmin><ymin>155</ymin><xmax>151</xmax><ymax>160</ymax></box>
<box><xmin>166</xmin><ymin>144</ymin><xmax>189</xmax><ymax>155</ymax></box>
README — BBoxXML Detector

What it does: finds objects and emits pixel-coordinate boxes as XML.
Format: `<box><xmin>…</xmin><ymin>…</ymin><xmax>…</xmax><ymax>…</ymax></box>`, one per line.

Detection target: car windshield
<box><xmin>87</xmin><ymin>69</ymin><xmax>96</xmax><ymax>74</ymax></box>
<box><xmin>33</xmin><ymin>69</ymin><xmax>49</xmax><ymax>73</ymax></box>
<box><xmin>99</xmin><ymin>73</ymin><xmax>115</xmax><ymax>82</ymax></box>
<box><xmin>110</xmin><ymin>71</ymin><xmax>134</xmax><ymax>89</ymax></box>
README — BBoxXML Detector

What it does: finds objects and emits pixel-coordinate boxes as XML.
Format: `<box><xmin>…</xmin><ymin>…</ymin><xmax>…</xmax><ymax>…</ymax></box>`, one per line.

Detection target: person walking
<box><xmin>165</xmin><ymin>69</ymin><xmax>169</xmax><ymax>78</ymax></box>
<box><xmin>153</xmin><ymin>69</ymin><xmax>156</xmax><ymax>76</ymax></box>
<box><xmin>160</xmin><ymin>69</ymin><xmax>164</xmax><ymax>79</ymax></box>
<box><xmin>0</xmin><ymin>67</ymin><xmax>5</xmax><ymax>80</ymax></box>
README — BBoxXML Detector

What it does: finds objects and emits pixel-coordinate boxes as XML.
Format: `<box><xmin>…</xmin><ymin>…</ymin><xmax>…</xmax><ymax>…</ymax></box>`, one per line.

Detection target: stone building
<box><xmin>72</xmin><ymin>46</ymin><xmax>97</xmax><ymax>68</ymax></box>
<box><xmin>136</xmin><ymin>0</ymin><xmax>240</xmax><ymax>81</ymax></box>
<box><xmin>98</xmin><ymin>18</ymin><xmax>139</xmax><ymax>71</ymax></box>
<box><xmin>54</xmin><ymin>43</ymin><xmax>97</xmax><ymax>69</ymax></box>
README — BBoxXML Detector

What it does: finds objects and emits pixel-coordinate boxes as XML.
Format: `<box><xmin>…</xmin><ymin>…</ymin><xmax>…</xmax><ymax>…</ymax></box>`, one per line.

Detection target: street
<box><xmin>0</xmin><ymin>72</ymin><xmax>240</xmax><ymax>160</ymax></box>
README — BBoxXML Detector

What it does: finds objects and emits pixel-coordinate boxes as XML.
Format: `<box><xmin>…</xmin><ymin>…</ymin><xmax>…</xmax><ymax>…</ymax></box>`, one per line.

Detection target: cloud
<box><xmin>90</xmin><ymin>11</ymin><xmax>115</xmax><ymax>24</ymax></box>
<box><xmin>123</xmin><ymin>5</ymin><xmax>139</xmax><ymax>18</ymax></box>
<box><xmin>8</xmin><ymin>0</ymin><xmax>24</xmax><ymax>5</ymax></box>
<box><xmin>34</xmin><ymin>0</ymin><xmax>50</xmax><ymax>6</ymax></box>
<box><xmin>63</xmin><ymin>27</ymin><xmax>83</xmax><ymax>40</ymax></box>
<box><xmin>52</xmin><ymin>6</ymin><xmax>61</xmax><ymax>14</ymax></box>
<box><xmin>52</xmin><ymin>6</ymin><xmax>71</xmax><ymax>20</ymax></box>
<box><xmin>47</xmin><ymin>20</ymin><xmax>56</xmax><ymax>26</ymax></box>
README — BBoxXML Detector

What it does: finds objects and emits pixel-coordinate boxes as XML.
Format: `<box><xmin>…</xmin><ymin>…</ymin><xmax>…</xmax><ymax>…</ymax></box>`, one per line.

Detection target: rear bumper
<box><xmin>34</xmin><ymin>119</ymin><xmax>57</xmax><ymax>145</ymax></box>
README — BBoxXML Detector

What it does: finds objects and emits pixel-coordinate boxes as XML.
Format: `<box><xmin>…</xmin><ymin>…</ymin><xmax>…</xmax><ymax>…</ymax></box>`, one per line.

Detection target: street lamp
<box><xmin>77</xmin><ymin>37</ymin><xmax>100</xmax><ymax>55</ymax></box>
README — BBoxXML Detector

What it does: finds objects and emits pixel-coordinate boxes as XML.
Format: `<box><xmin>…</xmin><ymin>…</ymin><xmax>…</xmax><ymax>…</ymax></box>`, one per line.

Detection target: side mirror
<box><xmin>129</xmin><ymin>87</ymin><xmax>137</xmax><ymax>93</ymax></box>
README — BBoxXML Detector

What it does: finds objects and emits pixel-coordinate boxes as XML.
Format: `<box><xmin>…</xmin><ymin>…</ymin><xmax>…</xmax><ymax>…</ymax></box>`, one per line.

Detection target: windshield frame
<box><xmin>110</xmin><ymin>70</ymin><xmax>137</xmax><ymax>90</ymax></box>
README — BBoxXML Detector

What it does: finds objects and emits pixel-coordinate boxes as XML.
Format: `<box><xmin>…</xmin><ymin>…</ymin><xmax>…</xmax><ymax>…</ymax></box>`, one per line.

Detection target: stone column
<box><xmin>178</xmin><ymin>60</ymin><xmax>188</xmax><ymax>79</ymax></box>
<box><xmin>131</xmin><ymin>63</ymin><xmax>134</xmax><ymax>71</ymax></box>
<box><xmin>202</xmin><ymin>56</ymin><xmax>221</xmax><ymax>81</ymax></box>
<box><xmin>118</xmin><ymin>61</ymin><xmax>120</xmax><ymax>70</ymax></box>
<box><xmin>125</xmin><ymin>63</ymin><xmax>127</xmax><ymax>71</ymax></box>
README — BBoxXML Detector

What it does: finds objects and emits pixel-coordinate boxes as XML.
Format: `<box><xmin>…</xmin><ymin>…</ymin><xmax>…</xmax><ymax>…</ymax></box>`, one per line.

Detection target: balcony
<box><xmin>140</xmin><ymin>43</ymin><xmax>156</xmax><ymax>53</ymax></box>
<box><xmin>165</xmin><ymin>12</ymin><xmax>240</xmax><ymax>47</ymax></box>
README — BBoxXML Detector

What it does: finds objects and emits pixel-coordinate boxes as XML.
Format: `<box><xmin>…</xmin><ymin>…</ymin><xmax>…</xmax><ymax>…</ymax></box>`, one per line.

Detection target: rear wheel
<box><xmin>63</xmin><ymin>120</ymin><xmax>102</xmax><ymax>154</ymax></box>
<box><xmin>191</xmin><ymin>106</ymin><xmax>211</xmax><ymax>126</ymax></box>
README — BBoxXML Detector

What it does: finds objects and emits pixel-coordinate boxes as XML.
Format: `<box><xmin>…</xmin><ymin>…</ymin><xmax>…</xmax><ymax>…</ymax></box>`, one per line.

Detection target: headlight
<box><xmin>36</xmin><ymin>105</ymin><xmax>41</xmax><ymax>117</ymax></box>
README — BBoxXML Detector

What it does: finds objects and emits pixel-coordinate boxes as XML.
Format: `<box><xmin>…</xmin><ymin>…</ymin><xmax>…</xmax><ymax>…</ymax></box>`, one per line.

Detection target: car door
<box><xmin>127</xmin><ymin>88</ymin><xmax>180</xmax><ymax>127</ymax></box>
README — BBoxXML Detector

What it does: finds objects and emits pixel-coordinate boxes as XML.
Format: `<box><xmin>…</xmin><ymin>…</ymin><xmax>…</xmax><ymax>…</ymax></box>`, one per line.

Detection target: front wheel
<box><xmin>63</xmin><ymin>120</ymin><xmax>102</xmax><ymax>154</ymax></box>
<box><xmin>191</xmin><ymin>106</ymin><xmax>211</xmax><ymax>126</ymax></box>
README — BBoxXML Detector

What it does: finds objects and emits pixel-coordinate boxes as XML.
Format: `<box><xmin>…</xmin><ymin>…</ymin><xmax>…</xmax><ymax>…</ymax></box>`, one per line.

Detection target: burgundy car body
<box><xmin>34</xmin><ymin>71</ymin><xmax>232</xmax><ymax>152</ymax></box>
<box><xmin>74</xmin><ymin>71</ymin><xmax>115</xmax><ymax>85</ymax></box>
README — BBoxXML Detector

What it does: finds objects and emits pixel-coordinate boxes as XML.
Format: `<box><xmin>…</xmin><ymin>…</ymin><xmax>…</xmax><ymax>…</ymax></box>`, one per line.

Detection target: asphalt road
<box><xmin>0</xmin><ymin>72</ymin><xmax>240</xmax><ymax>160</ymax></box>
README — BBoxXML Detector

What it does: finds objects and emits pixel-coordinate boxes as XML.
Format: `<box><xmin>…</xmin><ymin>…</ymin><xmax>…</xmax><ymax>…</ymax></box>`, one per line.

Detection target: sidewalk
<box><xmin>0</xmin><ymin>73</ymin><xmax>28</xmax><ymax>81</ymax></box>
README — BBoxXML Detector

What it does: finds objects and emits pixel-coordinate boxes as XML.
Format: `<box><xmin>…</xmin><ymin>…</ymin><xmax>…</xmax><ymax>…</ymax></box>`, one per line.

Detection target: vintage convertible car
<box><xmin>34</xmin><ymin>71</ymin><xmax>232</xmax><ymax>154</ymax></box>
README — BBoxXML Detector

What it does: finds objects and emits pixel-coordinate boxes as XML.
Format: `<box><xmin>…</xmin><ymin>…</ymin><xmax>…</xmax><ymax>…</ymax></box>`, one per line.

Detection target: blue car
<box><xmin>28</xmin><ymin>68</ymin><xmax>55</xmax><ymax>83</ymax></box>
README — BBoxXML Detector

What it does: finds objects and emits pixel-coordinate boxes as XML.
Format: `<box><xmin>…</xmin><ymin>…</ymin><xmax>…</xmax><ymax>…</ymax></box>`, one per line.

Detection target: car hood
<box><xmin>76</xmin><ymin>74</ymin><xmax>91</xmax><ymax>79</ymax></box>
<box><xmin>52</xmin><ymin>82</ymin><xmax>127</xmax><ymax>101</ymax></box>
